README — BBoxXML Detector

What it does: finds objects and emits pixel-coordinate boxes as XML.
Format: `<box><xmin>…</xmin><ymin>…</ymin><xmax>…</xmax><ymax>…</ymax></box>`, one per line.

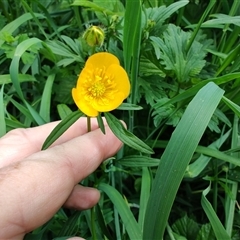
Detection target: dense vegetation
<box><xmin>1</xmin><ymin>0</ymin><xmax>240</xmax><ymax>239</ymax></box>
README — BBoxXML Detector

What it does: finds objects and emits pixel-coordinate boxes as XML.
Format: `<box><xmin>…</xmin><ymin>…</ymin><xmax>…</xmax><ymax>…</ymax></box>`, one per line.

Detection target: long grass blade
<box><xmin>143</xmin><ymin>82</ymin><xmax>224</xmax><ymax>239</ymax></box>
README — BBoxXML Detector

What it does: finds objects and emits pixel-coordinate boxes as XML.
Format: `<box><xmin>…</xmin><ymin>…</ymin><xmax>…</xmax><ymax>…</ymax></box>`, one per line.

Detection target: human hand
<box><xmin>0</xmin><ymin>118</ymin><xmax>123</xmax><ymax>239</ymax></box>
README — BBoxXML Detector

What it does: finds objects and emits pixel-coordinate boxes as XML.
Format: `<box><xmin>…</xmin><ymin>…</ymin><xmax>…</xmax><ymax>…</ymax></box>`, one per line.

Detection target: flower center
<box><xmin>84</xmin><ymin>67</ymin><xmax>116</xmax><ymax>105</ymax></box>
<box><xmin>88</xmin><ymin>80</ymin><xmax>106</xmax><ymax>97</ymax></box>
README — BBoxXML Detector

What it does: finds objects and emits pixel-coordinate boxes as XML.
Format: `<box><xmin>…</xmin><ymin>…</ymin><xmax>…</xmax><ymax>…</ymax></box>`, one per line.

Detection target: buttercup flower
<box><xmin>72</xmin><ymin>52</ymin><xmax>130</xmax><ymax>117</ymax></box>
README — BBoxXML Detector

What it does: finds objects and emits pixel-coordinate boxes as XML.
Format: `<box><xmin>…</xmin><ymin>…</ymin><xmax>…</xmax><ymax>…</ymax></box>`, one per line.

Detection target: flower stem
<box><xmin>87</xmin><ymin>116</ymin><xmax>91</xmax><ymax>132</ymax></box>
<box><xmin>91</xmin><ymin>206</ymin><xmax>97</xmax><ymax>240</ymax></box>
<box><xmin>86</xmin><ymin>116</ymin><xmax>96</xmax><ymax>239</ymax></box>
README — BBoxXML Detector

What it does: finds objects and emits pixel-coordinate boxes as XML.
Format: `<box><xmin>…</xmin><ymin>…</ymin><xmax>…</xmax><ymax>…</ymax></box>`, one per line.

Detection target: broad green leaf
<box><xmin>9</xmin><ymin>37</ymin><xmax>45</xmax><ymax>125</ymax></box>
<box><xmin>0</xmin><ymin>74</ymin><xmax>36</xmax><ymax>85</ymax></box>
<box><xmin>41</xmin><ymin>111</ymin><xmax>83</xmax><ymax>150</ymax></box>
<box><xmin>201</xmin><ymin>184</ymin><xmax>231</xmax><ymax>240</ymax></box>
<box><xmin>39</xmin><ymin>74</ymin><xmax>55</xmax><ymax>122</ymax></box>
<box><xmin>104</xmin><ymin>112</ymin><xmax>154</xmax><ymax>154</ymax></box>
<box><xmin>143</xmin><ymin>82</ymin><xmax>224</xmax><ymax>240</ymax></box>
<box><xmin>98</xmin><ymin>183</ymin><xmax>142</xmax><ymax>240</ymax></box>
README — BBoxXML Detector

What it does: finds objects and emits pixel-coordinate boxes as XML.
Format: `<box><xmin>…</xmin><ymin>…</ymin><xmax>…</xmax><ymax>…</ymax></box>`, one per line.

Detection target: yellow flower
<box><xmin>72</xmin><ymin>52</ymin><xmax>130</xmax><ymax>117</ymax></box>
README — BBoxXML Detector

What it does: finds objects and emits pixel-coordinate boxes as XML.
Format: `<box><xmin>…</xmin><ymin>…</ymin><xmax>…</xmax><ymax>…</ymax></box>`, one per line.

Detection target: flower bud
<box><xmin>83</xmin><ymin>26</ymin><xmax>105</xmax><ymax>47</ymax></box>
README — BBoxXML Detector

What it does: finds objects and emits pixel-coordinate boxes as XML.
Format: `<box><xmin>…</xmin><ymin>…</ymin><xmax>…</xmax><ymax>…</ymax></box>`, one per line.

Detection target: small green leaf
<box><xmin>104</xmin><ymin>112</ymin><xmax>154</xmax><ymax>154</ymax></box>
<box><xmin>41</xmin><ymin>111</ymin><xmax>83</xmax><ymax>150</ymax></box>
<box><xmin>97</xmin><ymin>114</ymin><xmax>106</xmax><ymax>134</ymax></box>
<box><xmin>57</xmin><ymin>104</ymin><xmax>73</xmax><ymax>120</ymax></box>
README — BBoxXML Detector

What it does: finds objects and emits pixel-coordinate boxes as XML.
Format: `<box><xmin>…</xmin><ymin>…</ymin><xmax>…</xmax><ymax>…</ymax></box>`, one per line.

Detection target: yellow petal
<box><xmin>85</xmin><ymin>52</ymin><xmax>120</xmax><ymax>69</ymax></box>
<box><xmin>106</xmin><ymin>64</ymin><xmax>130</xmax><ymax>98</ymax></box>
<box><xmin>93</xmin><ymin>92</ymin><xmax>125</xmax><ymax>112</ymax></box>
<box><xmin>72</xmin><ymin>88</ymin><xmax>98</xmax><ymax>117</ymax></box>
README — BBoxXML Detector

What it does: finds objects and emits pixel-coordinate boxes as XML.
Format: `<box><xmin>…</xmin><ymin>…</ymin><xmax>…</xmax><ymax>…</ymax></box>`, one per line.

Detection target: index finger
<box><xmin>0</xmin><ymin>117</ymin><xmax>103</xmax><ymax>167</ymax></box>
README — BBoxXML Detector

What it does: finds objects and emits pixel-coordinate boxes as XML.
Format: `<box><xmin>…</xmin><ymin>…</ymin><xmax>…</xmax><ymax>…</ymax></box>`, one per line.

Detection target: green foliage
<box><xmin>1</xmin><ymin>0</ymin><xmax>240</xmax><ymax>239</ymax></box>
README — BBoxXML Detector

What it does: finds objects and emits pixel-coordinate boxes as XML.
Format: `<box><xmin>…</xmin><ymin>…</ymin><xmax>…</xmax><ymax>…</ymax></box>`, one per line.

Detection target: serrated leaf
<box><xmin>196</xmin><ymin>224</ymin><xmax>215</xmax><ymax>240</ymax></box>
<box><xmin>172</xmin><ymin>215</ymin><xmax>200</xmax><ymax>239</ymax></box>
<box><xmin>104</xmin><ymin>112</ymin><xmax>154</xmax><ymax>154</ymax></box>
<box><xmin>41</xmin><ymin>111</ymin><xmax>83</xmax><ymax>150</ymax></box>
<box><xmin>150</xmin><ymin>24</ymin><xmax>207</xmax><ymax>83</ymax></box>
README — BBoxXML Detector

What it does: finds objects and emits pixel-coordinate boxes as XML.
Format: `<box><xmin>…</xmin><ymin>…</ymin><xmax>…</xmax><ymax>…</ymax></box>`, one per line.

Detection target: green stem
<box><xmin>91</xmin><ymin>207</ymin><xmax>97</xmax><ymax>240</ymax></box>
<box><xmin>111</xmin><ymin>164</ymin><xmax>121</xmax><ymax>239</ymax></box>
<box><xmin>87</xmin><ymin>116</ymin><xmax>91</xmax><ymax>132</ymax></box>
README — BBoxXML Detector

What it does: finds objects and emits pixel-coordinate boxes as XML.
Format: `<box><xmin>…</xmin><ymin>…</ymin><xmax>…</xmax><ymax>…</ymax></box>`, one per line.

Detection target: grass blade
<box><xmin>98</xmin><ymin>183</ymin><xmax>142</xmax><ymax>240</ymax></box>
<box><xmin>143</xmin><ymin>82</ymin><xmax>224</xmax><ymax>239</ymax></box>
<box><xmin>0</xmin><ymin>85</ymin><xmax>6</xmax><ymax>137</ymax></box>
<box><xmin>39</xmin><ymin>74</ymin><xmax>55</xmax><ymax>122</ymax></box>
<box><xmin>201</xmin><ymin>184</ymin><xmax>231</xmax><ymax>240</ymax></box>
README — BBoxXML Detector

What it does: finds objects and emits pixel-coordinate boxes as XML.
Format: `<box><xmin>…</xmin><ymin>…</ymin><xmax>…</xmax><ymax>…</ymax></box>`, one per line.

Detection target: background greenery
<box><xmin>1</xmin><ymin>0</ymin><xmax>240</xmax><ymax>239</ymax></box>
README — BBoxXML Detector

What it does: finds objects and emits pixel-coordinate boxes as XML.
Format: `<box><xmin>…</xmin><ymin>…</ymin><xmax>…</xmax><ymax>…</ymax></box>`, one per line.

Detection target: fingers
<box><xmin>0</xmin><ymin>117</ymin><xmax>105</xmax><ymax>167</ymax></box>
<box><xmin>63</xmin><ymin>185</ymin><xmax>100</xmax><ymax>210</ymax></box>
<box><xmin>0</xmin><ymin>125</ymin><xmax>122</xmax><ymax>239</ymax></box>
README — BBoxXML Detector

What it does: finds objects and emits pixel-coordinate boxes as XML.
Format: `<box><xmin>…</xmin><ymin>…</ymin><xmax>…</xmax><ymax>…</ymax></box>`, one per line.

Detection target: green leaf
<box><xmin>41</xmin><ymin>111</ymin><xmax>83</xmax><ymax>150</ymax></box>
<box><xmin>0</xmin><ymin>85</ymin><xmax>6</xmax><ymax>137</ymax></box>
<box><xmin>104</xmin><ymin>112</ymin><xmax>154</xmax><ymax>154</ymax></box>
<box><xmin>57</xmin><ymin>104</ymin><xmax>73</xmax><ymax>120</ymax></box>
<box><xmin>201</xmin><ymin>183</ymin><xmax>231</xmax><ymax>240</ymax></box>
<box><xmin>0</xmin><ymin>74</ymin><xmax>36</xmax><ymax>85</ymax></box>
<box><xmin>39</xmin><ymin>74</ymin><xmax>55</xmax><ymax>122</ymax></box>
<box><xmin>184</xmin><ymin>129</ymin><xmax>231</xmax><ymax>178</ymax></box>
<box><xmin>143</xmin><ymin>82</ymin><xmax>224</xmax><ymax>240</ymax></box>
<box><xmin>151</xmin><ymin>24</ymin><xmax>207</xmax><ymax>83</ymax></box>
<box><xmin>138</xmin><ymin>167</ymin><xmax>151</xmax><ymax>230</ymax></box>
<box><xmin>117</xmin><ymin>103</ymin><xmax>143</xmax><ymax>111</ymax></box>
<box><xmin>117</xmin><ymin>155</ymin><xmax>159</xmax><ymax>167</ymax></box>
<box><xmin>9</xmin><ymin>37</ymin><xmax>45</xmax><ymax>125</ymax></box>
<box><xmin>98</xmin><ymin>183</ymin><xmax>142</xmax><ymax>240</ymax></box>
<box><xmin>0</xmin><ymin>13</ymin><xmax>45</xmax><ymax>48</ymax></box>
<box><xmin>172</xmin><ymin>215</ymin><xmax>200</xmax><ymax>239</ymax></box>
<box><xmin>196</xmin><ymin>224</ymin><xmax>215</xmax><ymax>240</ymax></box>
<box><xmin>222</xmin><ymin>96</ymin><xmax>240</xmax><ymax>118</ymax></box>
<box><xmin>97</xmin><ymin>114</ymin><xmax>106</xmax><ymax>134</ymax></box>
<box><xmin>201</xmin><ymin>14</ymin><xmax>240</xmax><ymax>28</ymax></box>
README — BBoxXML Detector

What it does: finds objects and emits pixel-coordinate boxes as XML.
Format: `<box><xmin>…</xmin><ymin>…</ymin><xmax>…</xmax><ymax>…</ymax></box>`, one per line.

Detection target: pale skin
<box><xmin>0</xmin><ymin>118</ymin><xmax>123</xmax><ymax>239</ymax></box>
